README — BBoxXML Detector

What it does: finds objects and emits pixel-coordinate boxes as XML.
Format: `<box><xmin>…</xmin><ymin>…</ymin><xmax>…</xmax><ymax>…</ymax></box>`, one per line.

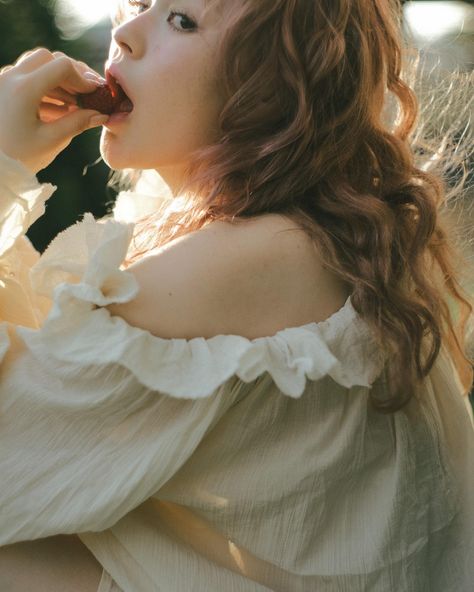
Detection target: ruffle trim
<box><xmin>13</xmin><ymin>213</ymin><xmax>385</xmax><ymax>399</ymax></box>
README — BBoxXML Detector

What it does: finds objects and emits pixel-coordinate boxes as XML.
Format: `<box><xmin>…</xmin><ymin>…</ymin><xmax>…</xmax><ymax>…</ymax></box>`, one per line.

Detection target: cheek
<box><xmin>145</xmin><ymin>49</ymin><xmax>221</xmax><ymax>126</ymax></box>
<box><xmin>99</xmin><ymin>55</ymin><xmax>223</xmax><ymax>169</ymax></box>
<box><xmin>141</xmin><ymin>74</ymin><xmax>222</xmax><ymax>148</ymax></box>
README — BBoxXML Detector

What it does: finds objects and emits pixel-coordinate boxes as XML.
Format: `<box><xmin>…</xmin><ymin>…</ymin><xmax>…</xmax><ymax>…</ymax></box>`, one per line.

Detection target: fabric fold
<box><xmin>0</xmin><ymin>150</ymin><xmax>56</xmax><ymax>354</ymax></box>
<box><xmin>15</xmin><ymin>212</ymin><xmax>386</xmax><ymax>399</ymax></box>
<box><xmin>0</xmin><ymin>152</ymin><xmax>472</xmax><ymax>592</ymax></box>
<box><xmin>0</xmin><ymin>150</ymin><xmax>56</xmax><ymax>259</ymax></box>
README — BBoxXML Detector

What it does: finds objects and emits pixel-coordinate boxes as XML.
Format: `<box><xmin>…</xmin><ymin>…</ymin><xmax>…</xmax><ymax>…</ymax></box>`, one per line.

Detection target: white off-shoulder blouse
<box><xmin>0</xmin><ymin>150</ymin><xmax>473</xmax><ymax>592</ymax></box>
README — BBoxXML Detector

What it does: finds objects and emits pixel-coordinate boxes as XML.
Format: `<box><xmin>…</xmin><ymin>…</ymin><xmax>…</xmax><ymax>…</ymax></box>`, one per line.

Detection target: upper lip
<box><xmin>105</xmin><ymin>64</ymin><xmax>134</xmax><ymax>104</ymax></box>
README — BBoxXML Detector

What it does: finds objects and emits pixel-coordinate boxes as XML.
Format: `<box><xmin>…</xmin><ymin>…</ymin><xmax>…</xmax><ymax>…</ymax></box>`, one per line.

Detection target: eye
<box><xmin>125</xmin><ymin>1</ymin><xmax>198</xmax><ymax>33</ymax></box>
<box><xmin>126</xmin><ymin>0</ymin><xmax>149</xmax><ymax>15</ymax></box>
<box><xmin>168</xmin><ymin>10</ymin><xmax>198</xmax><ymax>33</ymax></box>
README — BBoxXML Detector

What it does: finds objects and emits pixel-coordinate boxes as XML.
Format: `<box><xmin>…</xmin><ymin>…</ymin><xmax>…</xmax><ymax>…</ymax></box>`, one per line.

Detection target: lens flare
<box><xmin>404</xmin><ymin>1</ymin><xmax>473</xmax><ymax>42</ymax></box>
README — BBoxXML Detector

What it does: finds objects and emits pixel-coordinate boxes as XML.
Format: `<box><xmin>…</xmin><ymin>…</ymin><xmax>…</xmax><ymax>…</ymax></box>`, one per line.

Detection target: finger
<box><xmin>0</xmin><ymin>65</ymin><xmax>13</xmax><ymax>76</ymax></box>
<box><xmin>28</xmin><ymin>57</ymin><xmax>101</xmax><ymax>104</ymax></box>
<box><xmin>48</xmin><ymin>59</ymin><xmax>104</xmax><ymax>94</ymax></box>
<box><xmin>39</xmin><ymin>100</ymin><xmax>77</xmax><ymax>115</ymax></box>
<box><xmin>15</xmin><ymin>50</ymin><xmax>102</xmax><ymax>98</ymax></box>
<box><xmin>14</xmin><ymin>49</ymin><xmax>42</xmax><ymax>66</ymax></box>
<box><xmin>52</xmin><ymin>52</ymin><xmax>105</xmax><ymax>82</ymax></box>
<box><xmin>13</xmin><ymin>49</ymin><xmax>102</xmax><ymax>87</ymax></box>
<box><xmin>38</xmin><ymin>102</ymin><xmax>78</xmax><ymax>123</ymax></box>
<box><xmin>38</xmin><ymin>103</ymin><xmax>67</xmax><ymax>123</ymax></box>
<box><xmin>43</xmin><ymin>87</ymin><xmax>78</xmax><ymax>105</ymax></box>
<box><xmin>14</xmin><ymin>47</ymin><xmax>54</xmax><ymax>72</ymax></box>
<box><xmin>73</xmin><ymin>60</ymin><xmax>106</xmax><ymax>81</ymax></box>
<box><xmin>44</xmin><ymin>108</ymin><xmax>109</xmax><ymax>143</ymax></box>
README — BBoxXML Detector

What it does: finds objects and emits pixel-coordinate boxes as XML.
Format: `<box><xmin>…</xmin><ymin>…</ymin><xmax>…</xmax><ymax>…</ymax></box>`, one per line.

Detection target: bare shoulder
<box><xmin>106</xmin><ymin>213</ymin><xmax>350</xmax><ymax>339</ymax></box>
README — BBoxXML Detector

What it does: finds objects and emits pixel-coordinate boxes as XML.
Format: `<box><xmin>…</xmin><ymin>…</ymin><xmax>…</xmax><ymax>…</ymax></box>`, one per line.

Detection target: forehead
<box><xmin>169</xmin><ymin>0</ymin><xmax>225</xmax><ymax>20</ymax></box>
<box><xmin>203</xmin><ymin>0</ymin><xmax>224</xmax><ymax>15</ymax></box>
<box><xmin>201</xmin><ymin>0</ymin><xmax>230</xmax><ymax>27</ymax></box>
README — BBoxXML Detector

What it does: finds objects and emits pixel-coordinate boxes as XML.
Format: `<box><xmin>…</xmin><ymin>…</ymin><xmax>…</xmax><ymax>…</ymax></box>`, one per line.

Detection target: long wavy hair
<box><xmin>109</xmin><ymin>0</ymin><xmax>474</xmax><ymax>414</ymax></box>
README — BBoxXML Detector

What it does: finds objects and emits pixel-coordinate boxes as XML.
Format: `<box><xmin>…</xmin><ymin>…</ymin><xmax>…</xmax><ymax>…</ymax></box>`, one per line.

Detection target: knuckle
<box><xmin>0</xmin><ymin>65</ymin><xmax>13</xmax><ymax>76</ymax></box>
<box><xmin>30</xmin><ymin>47</ymin><xmax>52</xmax><ymax>60</ymax></box>
<box><xmin>15</xmin><ymin>47</ymin><xmax>52</xmax><ymax>66</ymax></box>
<box><xmin>14</xmin><ymin>51</ymin><xmax>31</xmax><ymax>66</ymax></box>
<box><xmin>55</xmin><ymin>55</ymin><xmax>73</xmax><ymax>73</ymax></box>
<box><xmin>15</xmin><ymin>50</ymin><xmax>30</xmax><ymax>63</ymax></box>
<box><xmin>16</xmin><ymin>49</ymin><xmax>33</xmax><ymax>61</ymax></box>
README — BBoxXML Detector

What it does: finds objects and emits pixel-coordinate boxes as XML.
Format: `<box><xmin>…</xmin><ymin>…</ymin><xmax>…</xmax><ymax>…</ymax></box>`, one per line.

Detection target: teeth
<box><xmin>119</xmin><ymin>99</ymin><xmax>134</xmax><ymax>113</ymax></box>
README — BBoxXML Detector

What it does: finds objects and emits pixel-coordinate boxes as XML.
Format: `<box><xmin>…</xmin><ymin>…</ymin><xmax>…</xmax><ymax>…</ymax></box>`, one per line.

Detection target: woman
<box><xmin>0</xmin><ymin>0</ymin><xmax>473</xmax><ymax>590</ymax></box>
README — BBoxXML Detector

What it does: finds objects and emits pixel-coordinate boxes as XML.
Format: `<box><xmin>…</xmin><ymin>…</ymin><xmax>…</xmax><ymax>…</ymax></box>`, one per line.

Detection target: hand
<box><xmin>0</xmin><ymin>48</ymin><xmax>109</xmax><ymax>175</ymax></box>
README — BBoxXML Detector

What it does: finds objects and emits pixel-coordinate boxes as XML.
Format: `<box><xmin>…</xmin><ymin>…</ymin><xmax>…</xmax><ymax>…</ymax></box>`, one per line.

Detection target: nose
<box><xmin>112</xmin><ymin>26</ymin><xmax>134</xmax><ymax>56</ymax></box>
<box><xmin>111</xmin><ymin>20</ymin><xmax>145</xmax><ymax>59</ymax></box>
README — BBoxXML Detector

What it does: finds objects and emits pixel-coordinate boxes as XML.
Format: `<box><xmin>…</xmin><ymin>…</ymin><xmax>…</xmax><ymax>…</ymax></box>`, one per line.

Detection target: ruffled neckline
<box><xmin>11</xmin><ymin>213</ymin><xmax>386</xmax><ymax>399</ymax></box>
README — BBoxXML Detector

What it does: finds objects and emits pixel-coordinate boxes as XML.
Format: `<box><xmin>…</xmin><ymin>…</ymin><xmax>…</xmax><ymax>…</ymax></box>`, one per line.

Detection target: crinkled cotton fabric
<box><xmin>0</xmin><ymin>149</ymin><xmax>473</xmax><ymax>592</ymax></box>
<box><xmin>97</xmin><ymin>569</ymin><xmax>123</xmax><ymax>592</ymax></box>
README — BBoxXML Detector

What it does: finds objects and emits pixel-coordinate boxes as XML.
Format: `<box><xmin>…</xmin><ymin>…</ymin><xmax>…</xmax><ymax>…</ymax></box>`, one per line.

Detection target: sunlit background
<box><xmin>53</xmin><ymin>0</ymin><xmax>474</xmax><ymax>76</ymax></box>
<box><xmin>55</xmin><ymin>1</ymin><xmax>474</xmax><ymax>39</ymax></box>
<box><xmin>56</xmin><ymin>0</ymin><xmax>474</xmax><ymax>47</ymax></box>
<box><xmin>405</xmin><ymin>0</ymin><xmax>473</xmax><ymax>40</ymax></box>
<box><xmin>55</xmin><ymin>0</ymin><xmax>116</xmax><ymax>39</ymax></box>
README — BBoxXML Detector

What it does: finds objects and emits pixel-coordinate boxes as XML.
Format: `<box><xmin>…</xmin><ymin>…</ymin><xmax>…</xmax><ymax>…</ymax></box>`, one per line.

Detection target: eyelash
<box><xmin>126</xmin><ymin>1</ymin><xmax>197</xmax><ymax>32</ymax></box>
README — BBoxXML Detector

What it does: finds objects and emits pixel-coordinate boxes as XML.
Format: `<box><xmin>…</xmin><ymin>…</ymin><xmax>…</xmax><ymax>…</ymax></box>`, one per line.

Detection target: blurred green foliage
<box><xmin>0</xmin><ymin>0</ymin><xmax>117</xmax><ymax>252</ymax></box>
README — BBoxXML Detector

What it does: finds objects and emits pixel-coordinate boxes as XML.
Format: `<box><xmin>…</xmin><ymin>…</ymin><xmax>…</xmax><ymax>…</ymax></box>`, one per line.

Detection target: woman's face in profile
<box><xmin>101</xmin><ymin>0</ymin><xmax>227</xmax><ymax>192</ymax></box>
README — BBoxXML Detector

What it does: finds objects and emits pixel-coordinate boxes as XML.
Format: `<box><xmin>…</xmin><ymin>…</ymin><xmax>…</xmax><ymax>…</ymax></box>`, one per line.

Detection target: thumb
<box><xmin>49</xmin><ymin>109</ymin><xmax>109</xmax><ymax>141</ymax></box>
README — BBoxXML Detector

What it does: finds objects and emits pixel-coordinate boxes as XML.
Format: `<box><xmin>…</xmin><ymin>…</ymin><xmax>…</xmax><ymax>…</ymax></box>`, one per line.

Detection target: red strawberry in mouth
<box><xmin>77</xmin><ymin>73</ymin><xmax>133</xmax><ymax>115</ymax></box>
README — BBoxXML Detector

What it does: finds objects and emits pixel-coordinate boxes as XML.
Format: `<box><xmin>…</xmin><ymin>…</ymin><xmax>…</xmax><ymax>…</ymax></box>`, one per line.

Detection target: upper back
<box><xmin>107</xmin><ymin>213</ymin><xmax>351</xmax><ymax>340</ymax></box>
<box><xmin>206</xmin><ymin>213</ymin><xmax>351</xmax><ymax>337</ymax></box>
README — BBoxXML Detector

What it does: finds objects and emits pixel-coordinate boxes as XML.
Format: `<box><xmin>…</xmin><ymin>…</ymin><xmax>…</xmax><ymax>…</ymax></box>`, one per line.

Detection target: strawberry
<box><xmin>77</xmin><ymin>78</ymin><xmax>132</xmax><ymax>115</ymax></box>
<box><xmin>77</xmin><ymin>82</ymin><xmax>121</xmax><ymax>115</ymax></box>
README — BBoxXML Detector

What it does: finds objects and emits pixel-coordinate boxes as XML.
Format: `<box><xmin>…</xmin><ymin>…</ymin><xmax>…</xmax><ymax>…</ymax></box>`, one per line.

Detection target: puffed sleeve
<box><xmin>0</xmin><ymin>151</ymin><xmax>56</xmax><ymax>329</ymax></box>
<box><xmin>0</xmin><ymin>215</ymin><xmax>256</xmax><ymax>545</ymax></box>
<box><xmin>0</xmin><ymin>152</ymin><xmax>249</xmax><ymax>546</ymax></box>
<box><xmin>0</xmin><ymin>149</ymin><xmax>388</xmax><ymax>548</ymax></box>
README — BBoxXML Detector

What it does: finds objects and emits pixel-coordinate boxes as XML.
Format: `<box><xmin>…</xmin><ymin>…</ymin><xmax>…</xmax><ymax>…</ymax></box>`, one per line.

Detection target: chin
<box><xmin>99</xmin><ymin>138</ymin><xmax>135</xmax><ymax>170</ymax></box>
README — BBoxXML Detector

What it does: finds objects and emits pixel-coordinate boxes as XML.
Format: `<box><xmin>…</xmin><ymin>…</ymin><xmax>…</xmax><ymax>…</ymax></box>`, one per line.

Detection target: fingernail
<box><xmin>83</xmin><ymin>72</ymin><xmax>105</xmax><ymax>85</ymax></box>
<box><xmin>89</xmin><ymin>114</ymin><xmax>109</xmax><ymax>126</ymax></box>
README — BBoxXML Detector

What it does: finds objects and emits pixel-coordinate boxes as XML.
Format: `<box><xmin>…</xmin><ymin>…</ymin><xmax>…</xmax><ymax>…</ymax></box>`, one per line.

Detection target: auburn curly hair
<box><xmin>109</xmin><ymin>0</ymin><xmax>473</xmax><ymax>414</ymax></box>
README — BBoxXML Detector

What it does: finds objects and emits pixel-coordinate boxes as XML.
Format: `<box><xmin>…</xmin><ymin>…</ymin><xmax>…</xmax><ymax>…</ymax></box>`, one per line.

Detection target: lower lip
<box><xmin>103</xmin><ymin>111</ymin><xmax>132</xmax><ymax>128</ymax></box>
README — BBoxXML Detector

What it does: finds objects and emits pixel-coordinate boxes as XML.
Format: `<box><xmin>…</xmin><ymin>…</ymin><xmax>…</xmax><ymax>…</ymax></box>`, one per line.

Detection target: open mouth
<box><xmin>77</xmin><ymin>72</ymin><xmax>134</xmax><ymax>116</ymax></box>
<box><xmin>107</xmin><ymin>72</ymin><xmax>134</xmax><ymax>114</ymax></box>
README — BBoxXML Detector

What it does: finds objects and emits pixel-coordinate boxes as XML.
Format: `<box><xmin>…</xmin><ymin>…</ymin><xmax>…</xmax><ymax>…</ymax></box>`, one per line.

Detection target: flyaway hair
<box><xmin>108</xmin><ymin>0</ymin><xmax>474</xmax><ymax>413</ymax></box>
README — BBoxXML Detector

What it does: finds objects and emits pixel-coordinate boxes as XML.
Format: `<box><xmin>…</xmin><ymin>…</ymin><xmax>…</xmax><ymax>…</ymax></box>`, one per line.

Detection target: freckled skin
<box><xmin>99</xmin><ymin>2</ymin><xmax>229</xmax><ymax>195</ymax></box>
